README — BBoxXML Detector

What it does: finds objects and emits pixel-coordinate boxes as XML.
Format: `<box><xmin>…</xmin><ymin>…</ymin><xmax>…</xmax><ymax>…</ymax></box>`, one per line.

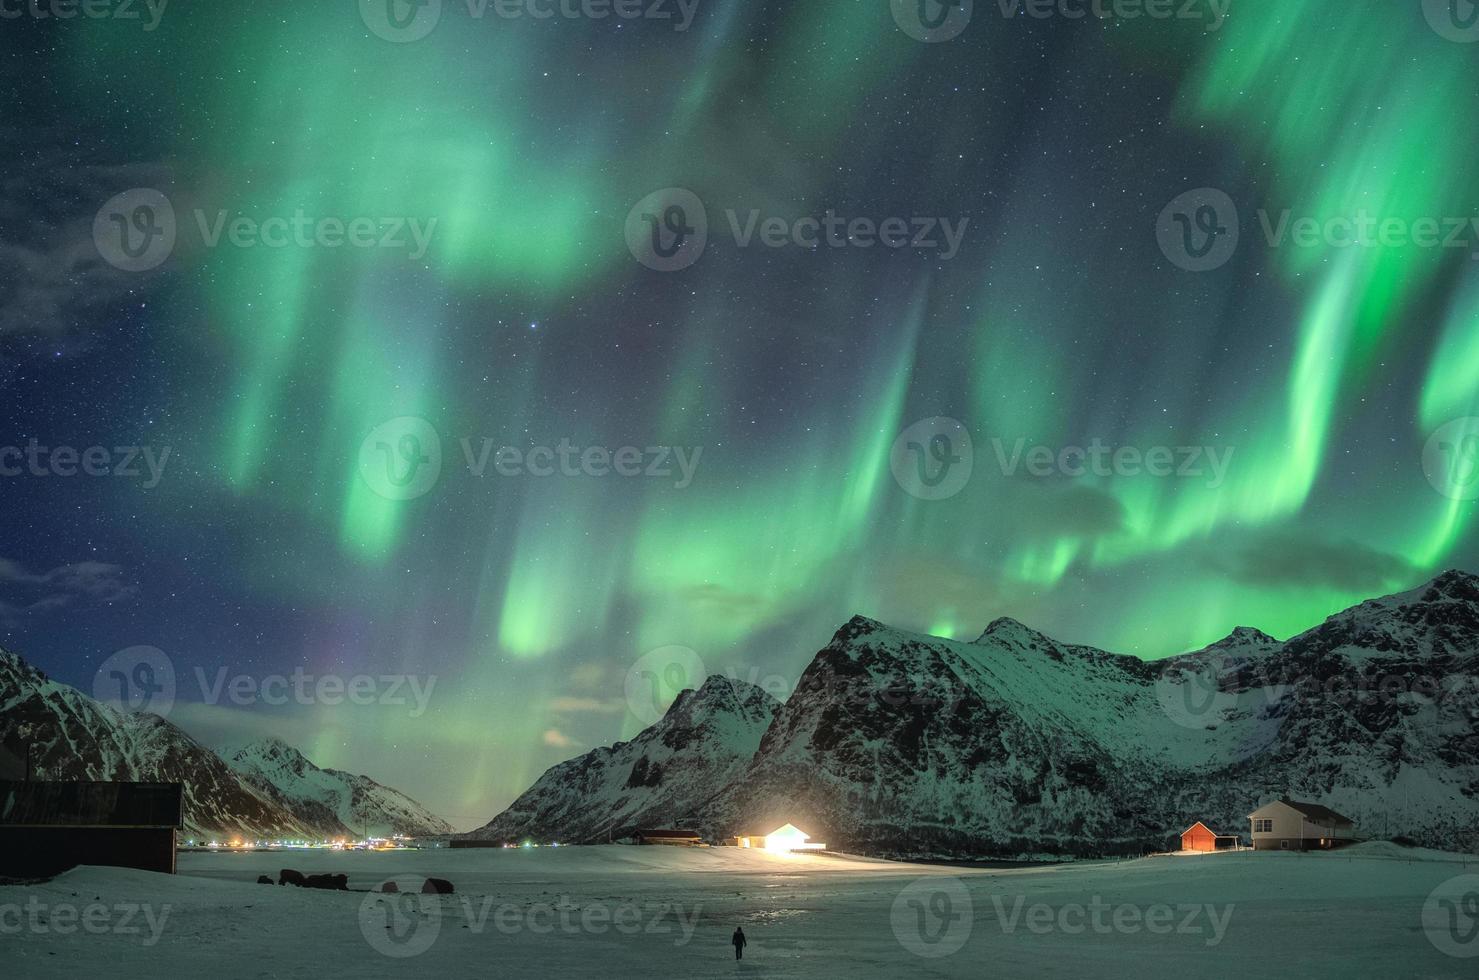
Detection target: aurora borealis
<box><xmin>3</xmin><ymin>1</ymin><xmax>1478</xmax><ymax>827</ymax></box>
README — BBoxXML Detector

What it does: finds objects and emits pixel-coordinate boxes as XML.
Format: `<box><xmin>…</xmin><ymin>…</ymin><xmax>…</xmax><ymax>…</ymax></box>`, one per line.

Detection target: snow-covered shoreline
<box><xmin>3</xmin><ymin>843</ymin><xmax>1476</xmax><ymax>978</ymax></box>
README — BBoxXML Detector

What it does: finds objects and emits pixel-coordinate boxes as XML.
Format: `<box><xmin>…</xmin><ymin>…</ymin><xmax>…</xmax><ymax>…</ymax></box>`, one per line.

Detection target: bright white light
<box><xmin>756</xmin><ymin>824</ymin><xmax>826</xmax><ymax>852</ymax></box>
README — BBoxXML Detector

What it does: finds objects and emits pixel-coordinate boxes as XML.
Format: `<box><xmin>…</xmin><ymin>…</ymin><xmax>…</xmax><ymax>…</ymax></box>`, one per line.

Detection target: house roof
<box><xmin>1280</xmin><ymin>799</ymin><xmax>1355</xmax><ymax>825</ymax></box>
<box><xmin>1179</xmin><ymin>820</ymin><xmax>1224</xmax><ymax>837</ymax></box>
<box><xmin>0</xmin><ymin>781</ymin><xmax>184</xmax><ymax>829</ymax></box>
<box><xmin>735</xmin><ymin>824</ymin><xmax>809</xmax><ymax>839</ymax></box>
<box><xmin>1247</xmin><ymin>798</ymin><xmax>1355</xmax><ymax>825</ymax></box>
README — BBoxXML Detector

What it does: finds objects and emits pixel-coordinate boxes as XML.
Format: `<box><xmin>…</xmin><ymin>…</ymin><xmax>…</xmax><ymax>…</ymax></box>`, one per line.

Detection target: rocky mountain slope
<box><xmin>224</xmin><ymin>737</ymin><xmax>452</xmax><ymax>838</ymax></box>
<box><xmin>0</xmin><ymin>651</ymin><xmax>448</xmax><ymax>839</ymax></box>
<box><xmin>462</xmin><ymin>675</ymin><xmax>778</xmax><ymax>843</ymax></box>
<box><xmin>468</xmin><ymin>570</ymin><xmax>1479</xmax><ymax>857</ymax></box>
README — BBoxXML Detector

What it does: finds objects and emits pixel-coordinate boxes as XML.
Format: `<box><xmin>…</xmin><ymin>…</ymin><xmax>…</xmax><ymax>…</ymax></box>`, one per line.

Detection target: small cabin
<box><xmin>1247</xmin><ymin>798</ymin><xmax>1357</xmax><ymax>851</ymax></box>
<box><xmin>0</xmin><ymin>780</ymin><xmax>184</xmax><ymax>877</ymax></box>
<box><xmin>633</xmin><ymin>828</ymin><xmax>704</xmax><ymax>846</ymax></box>
<box><xmin>733</xmin><ymin>823</ymin><xmax>826</xmax><ymax>852</ymax></box>
<box><xmin>1179</xmin><ymin>821</ymin><xmax>1239</xmax><ymax>852</ymax></box>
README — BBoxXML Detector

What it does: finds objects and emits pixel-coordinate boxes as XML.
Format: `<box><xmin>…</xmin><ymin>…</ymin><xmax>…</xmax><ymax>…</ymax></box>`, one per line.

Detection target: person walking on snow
<box><xmin>732</xmin><ymin>925</ymin><xmax>747</xmax><ymax>960</ymax></box>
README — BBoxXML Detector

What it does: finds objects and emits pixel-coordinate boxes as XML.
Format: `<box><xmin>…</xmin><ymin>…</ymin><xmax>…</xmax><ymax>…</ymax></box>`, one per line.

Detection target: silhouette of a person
<box><xmin>732</xmin><ymin>925</ymin><xmax>747</xmax><ymax>960</ymax></box>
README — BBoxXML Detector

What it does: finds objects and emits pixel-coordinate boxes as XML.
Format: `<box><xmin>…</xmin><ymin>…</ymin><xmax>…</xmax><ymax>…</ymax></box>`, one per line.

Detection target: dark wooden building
<box><xmin>0</xmin><ymin>741</ymin><xmax>27</xmax><ymax>781</ymax></box>
<box><xmin>0</xmin><ymin>780</ymin><xmax>184</xmax><ymax>878</ymax></box>
<box><xmin>633</xmin><ymin>828</ymin><xmax>704</xmax><ymax>846</ymax></box>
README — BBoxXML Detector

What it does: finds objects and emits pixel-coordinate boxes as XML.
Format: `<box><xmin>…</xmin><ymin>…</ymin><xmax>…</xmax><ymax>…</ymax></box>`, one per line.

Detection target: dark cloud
<box><xmin>1001</xmin><ymin>481</ymin><xmax>1127</xmax><ymax>539</ymax></box>
<box><xmin>0</xmin><ymin>557</ymin><xmax>136</xmax><ymax>621</ymax></box>
<box><xmin>0</xmin><ymin>141</ymin><xmax>172</xmax><ymax>338</ymax></box>
<box><xmin>1208</xmin><ymin>532</ymin><xmax>1415</xmax><ymax>595</ymax></box>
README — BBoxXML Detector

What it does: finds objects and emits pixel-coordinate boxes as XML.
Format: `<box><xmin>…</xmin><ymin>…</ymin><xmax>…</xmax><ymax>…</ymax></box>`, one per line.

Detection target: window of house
<box><xmin>1253</xmin><ymin>819</ymin><xmax>1272</xmax><ymax>833</ymax></box>
<box><xmin>1280</xmin><ymin>839</ymin><xmax>1289</xmax><ymax>849</ymax></box>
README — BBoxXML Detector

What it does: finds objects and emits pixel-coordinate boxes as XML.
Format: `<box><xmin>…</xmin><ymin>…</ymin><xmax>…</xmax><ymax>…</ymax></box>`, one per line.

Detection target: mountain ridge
<box><xmin>0</xmin><ymin>649</ymin><xmax>449</xmax><ymax>838</ymax></box>
<box><xmin>223</xmin><ymin>736</ymin><xmax>453</xmax><ymax>838</ymax></box>
<box><xmin>461</xmin><ymin>674</ymin><xmax>778</xmax><ymax>844</ymax></box>
<box><xmin>464</xmin><ymin>569</ymin><xmax>1479</xmax><ymax>856</ymax></box>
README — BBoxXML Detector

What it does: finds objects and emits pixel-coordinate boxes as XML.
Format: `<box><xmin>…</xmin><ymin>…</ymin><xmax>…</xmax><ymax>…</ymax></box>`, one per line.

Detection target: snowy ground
<box><xmin>3</xmin><ymin>843</ymin><xmax>1478</xmax><ymax>978</ymax></box>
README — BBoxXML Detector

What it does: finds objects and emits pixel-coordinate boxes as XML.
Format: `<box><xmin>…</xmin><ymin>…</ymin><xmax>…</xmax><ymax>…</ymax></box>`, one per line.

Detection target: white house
<box><xmin>1247</xmin><ymin>798</ymin><xmax>1357</xmax><ymax>851</ymax></box>
<box><xmin>733</xmin><ymin>823</ymin><xmax>826</xmax><ymax>852</ymax></box>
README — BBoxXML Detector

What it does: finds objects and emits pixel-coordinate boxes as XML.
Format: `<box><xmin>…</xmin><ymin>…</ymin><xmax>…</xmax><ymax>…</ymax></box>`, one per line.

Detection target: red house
<box><xmin>1179</xmin><ymin>821</ymin><xmax>1239</xmax><ymax>852</ymax></box>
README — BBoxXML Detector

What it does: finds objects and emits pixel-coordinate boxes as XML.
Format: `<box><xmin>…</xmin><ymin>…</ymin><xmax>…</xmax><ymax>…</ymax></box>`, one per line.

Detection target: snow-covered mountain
<box><xmin>468</xmin><ymin>570</ymin><xmax>1479</xmax><ymax>857</ymax></box>
<box><xmin>224</xmin><ymin>737</ymin><xmax>452</xmax><ymax>838</ymax></box>
<box><xmin>461</xmin><ymin>675</ymin><xmax>778</xmax><ymax>843</ymax></box>
<box><xmin>0</xmin><ymin>650</ymin><xmax>311</xmax><ymax>837</ymax></box>
<box><xmin>0</xmin><ymin>650</ymin><xmax>449</xmax><ymax>839</ymax></box>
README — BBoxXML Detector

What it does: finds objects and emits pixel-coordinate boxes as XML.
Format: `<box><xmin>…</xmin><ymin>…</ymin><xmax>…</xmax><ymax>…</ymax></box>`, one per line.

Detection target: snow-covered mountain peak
<box><xmin>0</xmin><ymin>646</ymin><xmax>51</xmax><ymax>688</ymax></box>
<box><xmin>973</xmin><ymin>616</ymin><xmax>1056</xmax><ymax>650</ymax></box>
<box><xmin>658</xmin><ymin>675</ymin><xmax>777</xmax><ymax>734</ymax></box>
<box><xmin>222</xmin><ymin>737</ymin><xmax>316</xmax><ymax>778</ymax></box>
<box><xmin>1195</xmin><ymin>625</ymin><xmax>1281</xmax><ymax>656</ymax></box>
<box><xmin>827</xmin><ymin>613</ymin><xmax>890</xmax><ymax>643</ymax></box>
<box><xmin>461</xmin><ymin>672</ymin><xmax>781</xmax><ymax>844</ymax></box>
<box><xmin>224</xmin><ymin>738</ymin><xmax>452</xmax><ymax>837</ymax></box>
<box><xmin>688</xmin><ymin>673</ymin><xmax>774</xmax><ymax>708</ymax></box>
<box><xmin>0</xmin><ymin>647</ymin><xmax>450</xmax><ymax>838</ymax></box>
<box><xmin>223</xmin><ymin>735</ymin><xmax>299</xmax><ymax>761</ymax></box>
<box><xmin>1287</xmin><ymin>568</ymin><xmax>1479</xmax><ymax>660</ymax></box>
<box><xmin>1418</xmin><ymin>568</ymin><xmax>1479</xmax><ymax>603</ymax></box>
<box><xmin>468</xmin><ymin>573</ymin><xmax>1479</xmax><ymax>855</ymax></box>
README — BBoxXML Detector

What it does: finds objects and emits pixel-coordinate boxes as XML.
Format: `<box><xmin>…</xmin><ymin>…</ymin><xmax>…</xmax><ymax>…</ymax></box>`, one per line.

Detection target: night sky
<box><xmin>2</xmin><ymin>1</ymin><xmax>1478</xmax><ymax>828</ymax></box>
